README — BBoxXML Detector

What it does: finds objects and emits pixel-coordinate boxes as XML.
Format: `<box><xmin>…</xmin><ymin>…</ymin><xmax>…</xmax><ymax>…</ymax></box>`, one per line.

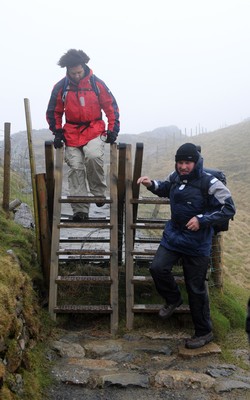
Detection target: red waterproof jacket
<box><xmin>46</xmin><ymin>66</ymin><xmax>120</xmax><ymax>147</ymax></box>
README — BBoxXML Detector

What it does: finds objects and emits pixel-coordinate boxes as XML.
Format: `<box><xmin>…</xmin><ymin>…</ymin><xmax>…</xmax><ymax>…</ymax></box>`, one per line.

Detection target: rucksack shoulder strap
<box><xmin>61</xmin><ymin>77</ymin><xmax>70</xmax><ymax>102</ymax></box>
<box><xmin>89</xmin><ymin>74</ymin><xmax>100</xmax><ymax>97</ymax></box>
<box><xmin>61</xmin><ymin>75</ymin><xmax>100</xmax><ymax>102</ymax></box>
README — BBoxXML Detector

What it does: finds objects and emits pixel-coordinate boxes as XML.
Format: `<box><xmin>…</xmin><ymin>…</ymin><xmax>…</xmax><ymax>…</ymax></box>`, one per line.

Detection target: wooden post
<box><xmin>109</xmin><ymin>144</ymin><xmax>119</xmax><ymax>335</ymax></box>
<box><xmin>132</xmin><ymin>143</ymin><xmax>143</xmax><ymax>226</ymax></box>
<box><xmin>45</xmin><ymin>141</ymin><xmax>54</xmax><ymax>232</ymax></box>
<box><xmin>24</xmin><ymin>98</ymin><xmax>41</xmax><ymax>264</ymax></box>
<box><xmin>125</xmin><ymin>144</ymin><xmax>134</xmax><ymax>330</ymax></box>
<box><xmin>211</xmin><ymin>233</ymin><xmax>224</xmax><ymax>289</ymax></box>
<box><xmin>2</xmin><ymin>122</ymin><xmax>11</xmax><ymax>211</ymax></box>
<box><xmin>49</xmin><ymin>147</ymin><xmax>64</xmax><ymax>320</ymax></box>
<box><xmin>117</xmin><ymin>143</ymin><xmax>126</xmax><ymax>265</ymax></box>
<box><xmin>36</xmin><ymin>173</ymin><xmax>51</xmax><ymax>290</ymax></box>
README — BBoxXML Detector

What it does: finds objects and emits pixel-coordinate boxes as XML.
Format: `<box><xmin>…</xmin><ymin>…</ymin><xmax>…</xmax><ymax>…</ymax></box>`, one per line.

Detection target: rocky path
<box><xmin>44</xmin><ymin>327</ymin><xmax>250</xmax><ymax>400</ymax></box>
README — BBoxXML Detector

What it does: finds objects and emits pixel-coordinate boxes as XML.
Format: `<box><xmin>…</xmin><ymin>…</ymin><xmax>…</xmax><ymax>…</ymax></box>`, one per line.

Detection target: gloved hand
<box><xmin>106</xmin><ymin>130</ymin><xmax>117</xmax><ymax>144</ymax></box>
<box><xmin>53</xmin><ymin>129</ymin><xmax>65</xmax><ymax>149</ymax></box>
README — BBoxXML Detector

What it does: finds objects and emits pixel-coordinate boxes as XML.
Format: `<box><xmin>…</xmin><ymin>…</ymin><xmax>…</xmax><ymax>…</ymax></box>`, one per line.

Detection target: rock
<box><xmin>178</xmin><ymin>342</ymin><xmax>221</xmax><ymax>358</ymax></box>
<box><xmin>84</xmin><ymin>340</ymin><xmax>122</xmax><ymax>356</ymax></box>
<box><xmin>14</xmin><ymin>203</ymin><xmax>34</xmax><ymax>229</ymax></box>
<box><xmin>154</xmin><ymin>369</ymin><xmax>215</xmax><ymax>389</ymax></box>
<box><xmin>67</xmin><ymin>358</ymin><xmax>118</xmax><ymax>370</ymax></box>
<box><xmin>52</xmin><ymin>341</ymin><xmax>86</xmax><ymax>358</ymax></box>
<box><xmin>99</xmin><ymin>372</ymin><xmax>150</xmax><ymax>388</ymax></box>
<box><xmin>52</xmin><ymin>364</ymin><xmax>90</xmax><ymax>385</ymax></box>
<box><xmin>215</xmin><ymin>379</ymin><xmax>250</xmax><ymax>393</ymax></box>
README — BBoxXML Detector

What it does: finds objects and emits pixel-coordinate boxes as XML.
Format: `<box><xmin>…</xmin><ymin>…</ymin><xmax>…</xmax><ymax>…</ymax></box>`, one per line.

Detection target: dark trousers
<box><xmin>149</xmin><ymin>245</ymin><xmax>212</xmax><ymax>336</ymax></box>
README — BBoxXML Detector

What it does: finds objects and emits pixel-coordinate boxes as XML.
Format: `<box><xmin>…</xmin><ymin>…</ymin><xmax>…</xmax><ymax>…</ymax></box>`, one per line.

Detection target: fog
<box><xmin>0</xmin><ymin>0</ymin><xmax>250</xmax><ymax>137</ymax></box>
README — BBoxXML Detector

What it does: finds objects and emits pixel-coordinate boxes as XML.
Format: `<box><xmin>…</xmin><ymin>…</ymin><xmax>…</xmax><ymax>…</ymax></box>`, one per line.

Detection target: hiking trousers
<box><xmin>65</xmin><ymin>137</ymin><xmax>107</xmax><ymax>214</ymax></box>
<box><xmin>149</xmin><ymin>245</ymin><xmax>212</xmax><ymax>336</ymax></box>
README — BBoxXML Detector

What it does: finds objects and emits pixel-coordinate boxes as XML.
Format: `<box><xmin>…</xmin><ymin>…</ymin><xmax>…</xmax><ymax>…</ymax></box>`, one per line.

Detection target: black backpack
<box><xmin>199</xmin><ymin>168</ymin><xmax>230</xmax><ymax>234</ymax></box>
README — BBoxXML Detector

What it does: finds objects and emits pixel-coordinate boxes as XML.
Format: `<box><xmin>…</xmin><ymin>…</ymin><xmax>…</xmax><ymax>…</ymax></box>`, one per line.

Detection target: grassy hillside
<box><xmin>1</xmin><ymin>121</ymin><xmax>249</xmax><ymax>293</ymax></box>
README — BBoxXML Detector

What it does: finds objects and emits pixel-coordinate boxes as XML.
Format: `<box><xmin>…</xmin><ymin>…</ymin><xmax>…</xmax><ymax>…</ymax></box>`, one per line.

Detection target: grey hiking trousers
<box><xmin>65</xmin><ymin>137</ymin><xmax>107</xmax><ymax>214</ymax></box>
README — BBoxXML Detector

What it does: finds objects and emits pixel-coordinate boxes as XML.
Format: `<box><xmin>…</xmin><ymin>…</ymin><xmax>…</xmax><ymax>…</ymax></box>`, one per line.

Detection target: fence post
<box><xmin>36</xmin><ymin>173</ymin><xmax>51</xmax><ymax>290</ymax></box>
<box><xmin>2</xmin><ymin>122</ymin><xmax>11</xmax><ymax>211</ymax></box>
<box><xmin>45</xmin><ymin>141</ymin><xmax>54</xmax><ymax>233</ymax></box>
<box><xmin>211</xmin><ymin>233</ymin><xmax>224</xmax><ymax>289</ymax></box>
<box><xmin>24</xmin><ymin>98</ymin><xmax>41</xmax><ymax>264</ymax></box>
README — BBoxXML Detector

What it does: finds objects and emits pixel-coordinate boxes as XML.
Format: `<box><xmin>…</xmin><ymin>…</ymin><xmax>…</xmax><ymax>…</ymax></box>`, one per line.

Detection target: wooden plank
<box><xmin>36</xmin><ymin>173</ymin><xmax>51</xmax><ymax>290</ymax></box>
<box><xmin>131</xmin><ymin>223</ymin><xmax>165</xmax><ymax>229</ymax></box>
<box><xmin>56</xmin><ymin>276</ymin><xmax>111</xmax><ymax>284</ymax></box>
<box><xmin>211</xmin><ymin>233</ymin><xmax>224</xmax><ymax>289</ymax></box>
<box><xmin>60</xmin><ymin>216</ymin><xmax>109</xmax><ymax>223</ymax></box>
<box><xmin>58</xmin><ymin>222</ymin><xmax>112</xmax><ymax>229</ymax></box>
<box><xmin>2</xmin><ymin>122</ymin><xmax>11</xmax><ymax>212</ymax></box>
<box><xmin>136</xmin><ymin>218</ymin><xmax>168</xmax><ymax>223</ymax></box>
<box><xmin>125</xmin><ymin>144</ymin><xmax>134</xmax><ymax>330</ymax></box>
<box><xmin>134</xmin><ymin>237</ymin><xmax>161</xmax><ymax>243</ymax></box>
<box><xmin>60</xmin><ymin>196</ymin><xmax>111</xmax><ymax>203</ymax></box>
<box><xmin>24</xmin><ymin>98</ymin><xmax>41</xmax><ymax>263</ymax></box>
<box><xmin>110</xmin><ymin>143</ymin><xmax>119</xmax><ymax>335</ymax></box>
<box><xmin>131</xmin><ymin>250</ymin><xmax>156</xmax><ymax>255</ymax></box>
<box><xmin>60</xmin><ymin>237</ymin><xmax>109</xmax><ymax>243</ymax></box>
<box><xmin>58</xmin><ymin>255</ymin><xmax>110</xmax><ymax>261</ymax></box>
<box><xmin>45</xmin><ymin>140</ymin><xmax>54</xmax><ymax>232</ymax></box>
<box><xmin>48</xmin><ymin>147</ymin><xmax>64</xmax><ymax>320</ymax></box>
<box><xmin>132</xmin><ymin>143</ymin><xmax>144</xmax><ymax>229</ymax></box>
<box><xmin>57</xmin><ymin>249</ymin><xmax>112</xmax><ymax>255</ymax></box>
<box><xmin>54</xmin><ymin>305</ymin><xmax>112</xmax><ymax>313</ymax></box>
<box><xmin>131</xmin><ymin>197</ymin><xmax>170</xmax><ymax>204</ymax></box>
<box><xmin>132</xmin><ymin>304</ymin><xmax>190</xmax><ymax>313</ymax></box>
<box><xmin>132</xmin><ymin>276</ymin><xmax>185</xmax><ymax>284</ymax></box>
<box><xmin>117</xmin><ymin>143</ymin><xmax>126</xmax><ymax>265</ymax></box>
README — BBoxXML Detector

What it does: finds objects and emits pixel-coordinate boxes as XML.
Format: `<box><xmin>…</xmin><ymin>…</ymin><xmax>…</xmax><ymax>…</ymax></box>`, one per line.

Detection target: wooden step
<box><xmin>131</xmin><ymin>197</ymin><xmax>170</xmax><ymax>205</ymax></box>
<box><xmin>60</xmin><ymin>236</ymin><xmax>109</xmax><ymax>243</ymax></box>
<box><xmin>61</xmin><ymin>216</ymin><xmax>109</xmax><ymax>223</ymax></box>
<box><xmin>58</xmin><ymin>254</ymin><xmax>110</xmax><ymax>261</ymax></box>
<box><xmin>56</xmin><ymin>276</ymin><xmax>112</xmax><ymax>284</ymax></box>
<box><xmin>132</xmin><ymin>276</ymin><xmax>185</xmax><ymax>284</ymax></box>
<box><xmin>134</xmin><ymin>237</ymin><xmax>161</xmax><ymax>243</ymax></box>
<box><xmin>136</xmin><ymin>218</ymin><xmax>168</xmax><ymax>223</ymax></box>
<box><xmin>131</xmin><ymin>223</ymin><xmax>165</xmax><ymax>229</ymax></box>
<box><xmin>57</xmin><ymin>249</ymin><xmax>112</xmax><ymax>256</ymax></box>
<box><xmin>54</xmin><ymin>304</ymin><xmax>112</xmax><ymax>313</ymax></box>
<box><xmin>58</xmin><ymin>222</ymin><xmax>112</xmax><ymax>229</ymax></box>
<box><xmin>131</xmin><ymin>250</ymin><xmax>156</xmax><ymax>256</ymax></box>
<box><xmin>132</xmin><ymin>304</ymin><xmax>190</xmax><ymax>313</ymax></box>
<box><xmin>60</xmin><ymin>196</ymin><xmax>112</xmax><ymax>204</ymax></box>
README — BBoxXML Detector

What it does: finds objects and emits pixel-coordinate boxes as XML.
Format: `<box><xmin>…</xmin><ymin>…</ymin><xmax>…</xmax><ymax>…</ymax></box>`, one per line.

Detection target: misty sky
<box><xmin>1</xmin><ymin>0</ymin><xmax>250</xmax><ymax>136</ymax></box>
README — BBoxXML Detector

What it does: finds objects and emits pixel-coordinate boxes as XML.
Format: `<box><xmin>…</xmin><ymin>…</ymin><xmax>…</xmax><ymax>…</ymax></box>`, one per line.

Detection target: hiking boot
<box><xmin>95</xmin><ymin>197</ymin><xmax>106</xmax><ymax>207</ymax></box>
<box><xmin>72</xmin><ymin>212</ymin><xmax>89</xmax><ymax>222</ymax></box>
<box><xmin>185</xmin><ymin>332</ymin><xmax>214</xmax><ymax>349</ymax></box>
<box><xmin>96</xmin><ymin>201</ymin><xmax>105</xmax><ymax>207</ymax></box>
<box><xmin>158</xmin><ymin>298</ymin><xmax>183</xmax><ymax>319</ymax></box>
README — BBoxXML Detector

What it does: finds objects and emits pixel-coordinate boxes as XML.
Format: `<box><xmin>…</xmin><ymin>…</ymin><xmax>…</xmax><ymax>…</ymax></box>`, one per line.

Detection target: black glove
<box><xmin>53</xmin><ymin>129</ymin><xmax>65</xmax><ymax>149</ymax></box>
<box><xmin>106</xmin><ymin>130</ymin><xmax>117</xmax><ymax>144</ymax></box>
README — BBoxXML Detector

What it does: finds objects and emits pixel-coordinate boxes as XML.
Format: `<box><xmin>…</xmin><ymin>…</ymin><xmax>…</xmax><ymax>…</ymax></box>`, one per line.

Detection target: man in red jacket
<box><xmin>46</xmin><ymin>49</ymin><xmax>120</xmax><ymax>221</ymax></box>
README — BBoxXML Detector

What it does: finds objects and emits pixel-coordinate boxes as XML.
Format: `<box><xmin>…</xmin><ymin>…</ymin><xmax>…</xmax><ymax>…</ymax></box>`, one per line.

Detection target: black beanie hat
<box><xmin>175</xmin><ymin>143</ymin><xmax>199</xmax><ymax>163</ymax></box>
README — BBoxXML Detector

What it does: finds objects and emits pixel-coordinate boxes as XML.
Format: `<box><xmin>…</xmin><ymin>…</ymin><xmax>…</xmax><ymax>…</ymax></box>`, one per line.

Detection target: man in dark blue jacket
<box><xmin>137</xmin><ymin>143</ymin><xmax>236</xmax><ymax>349</ymax></box>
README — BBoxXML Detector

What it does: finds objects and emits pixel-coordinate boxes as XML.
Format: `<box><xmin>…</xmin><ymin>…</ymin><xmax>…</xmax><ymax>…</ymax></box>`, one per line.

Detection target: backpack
<box><xmin>169</xmin><ymin>168</ymin><xmax>231</xmax><ymax>234</ymax></box>
<box><xmin>61</xmin><ymin>75</ymin><xmax>100</xmax><ymax>103</ymax></box>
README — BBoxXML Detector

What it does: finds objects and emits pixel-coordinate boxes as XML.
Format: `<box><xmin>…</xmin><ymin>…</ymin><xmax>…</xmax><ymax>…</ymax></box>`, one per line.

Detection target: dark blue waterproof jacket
<box><xmin>148</xmin><ymin>156</ymin><xmax>236</xmax><ymax>256</ymax></box>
